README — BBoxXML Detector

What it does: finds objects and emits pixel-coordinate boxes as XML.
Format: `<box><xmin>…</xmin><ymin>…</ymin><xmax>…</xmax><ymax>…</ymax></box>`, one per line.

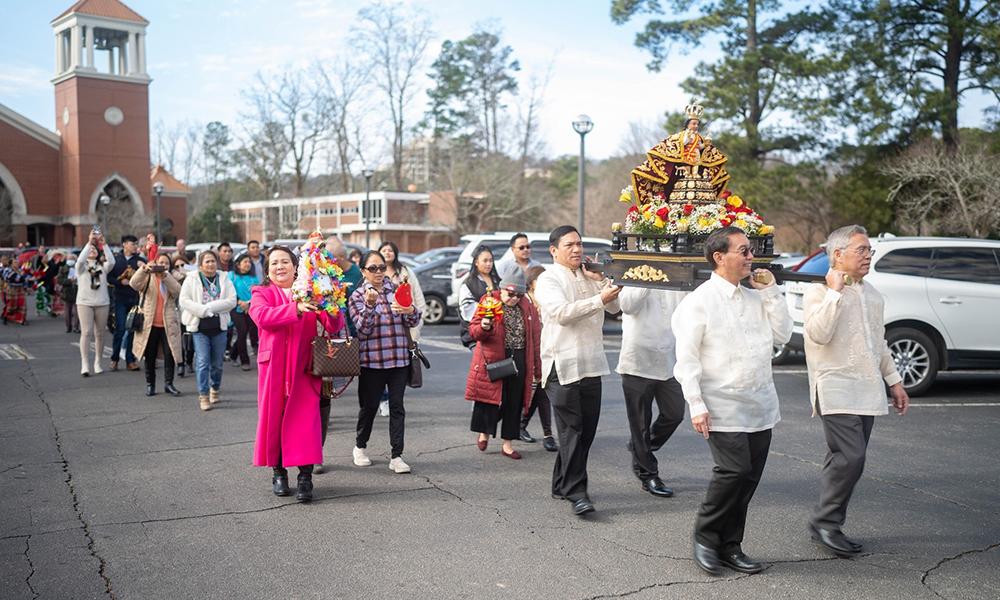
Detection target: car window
<box><xmin>530</xmin><ymin>241</ymin><xmax>551</xmax><ymax>264</ymax></box>
<box><xmin>874</xmin><ymin>247</ymin><xmax>933</xmax><ymax>276</ymax></box>
<box><xmin>797</xmin><ymin>252</ymin><xmax>829</xmax><ymax>275</ymax></box>
<box><xmin>930</xmin><ymin>247</ymin><xmax>1000</xmax><ymax>284</ymax></box>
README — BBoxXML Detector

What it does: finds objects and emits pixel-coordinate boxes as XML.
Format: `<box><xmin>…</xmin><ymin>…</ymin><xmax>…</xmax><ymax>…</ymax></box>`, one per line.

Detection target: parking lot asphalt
<box><xmin>1</xmin><ymin>317</ymin><xmax>998</xmax><ymax>599</ymax></box>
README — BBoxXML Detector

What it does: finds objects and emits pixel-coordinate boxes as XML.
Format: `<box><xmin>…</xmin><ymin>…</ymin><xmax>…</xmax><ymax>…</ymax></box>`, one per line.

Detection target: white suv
<box><xmin>784</xmin><ymin>235</ymin><xmax>1000</xmax><ymax>395</ymax></box>
<box><xmin>447</xmin><ymin>232</ymin><xmax>613</xmax><ymax>308</ymax></box>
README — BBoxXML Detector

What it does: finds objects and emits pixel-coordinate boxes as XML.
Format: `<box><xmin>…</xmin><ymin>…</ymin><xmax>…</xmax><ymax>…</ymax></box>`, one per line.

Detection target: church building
<box><xmin>0</xmin><ymin>0</ymin><xmax>187</xmax><ymax>247</ymax></box>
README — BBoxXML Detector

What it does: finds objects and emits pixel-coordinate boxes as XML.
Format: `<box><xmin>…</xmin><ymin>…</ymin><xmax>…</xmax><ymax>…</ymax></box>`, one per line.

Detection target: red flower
<box><xmin>720</xmin><ymin>190</ymin><xmax>732</xmax><ymax>199</ymax></box>
<box><xmin>627</xmin><ymin>205</ymin><xmax>638</xmax><ymax>215</ymax></box>
<box><xmin>656</xmin><ymin>206</ymin><xmax>670</xmax><ymax>220</ymax></box>
<box><xmin>683</xmin><ymin>203</ymin><xmax>694</xmax><ymax>215</ymax></box>
<box><xmin>654</xmin><ymin>192</ymin><xmax>666</xmax><ymax>200</ymax></box>
<box><xmin>720</xmin><ymin>217</ymin><xmax>733</xmax><ymax>227</ymax></box>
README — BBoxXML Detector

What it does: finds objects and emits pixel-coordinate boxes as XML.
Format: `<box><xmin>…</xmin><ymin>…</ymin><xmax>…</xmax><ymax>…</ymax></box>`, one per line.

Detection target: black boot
<box><xmin>272</xmin><ymin>467</ymin><xmax>290</xmax><ymax>496</ymax></box>
<box><xmin>164</xmin><ymin>382</ymin><xmax>181</xmax><ymax>396</ymax></box>
<box><xmin>145</xmin><ymin>383</ymin><xmax>155</xmax><ymax>396</ymax></box>
<box><xmin>296</xmin><ymin>466</ymin><xmax>314</xmax><ymax>502</ymax></box>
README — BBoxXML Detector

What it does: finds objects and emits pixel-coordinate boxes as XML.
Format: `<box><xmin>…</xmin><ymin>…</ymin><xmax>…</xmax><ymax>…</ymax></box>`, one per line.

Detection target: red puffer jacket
<box><xmin>463</xmin><ymin>291</ymin><xmax>541</xmax><ymax>413</ymax></box>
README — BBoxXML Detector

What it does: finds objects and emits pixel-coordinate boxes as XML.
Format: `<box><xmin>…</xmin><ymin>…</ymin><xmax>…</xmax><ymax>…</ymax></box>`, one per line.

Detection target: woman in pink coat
<box><xmin>249</xmin><ymin>246</ymin><xmax>345</xmax><ymax>502</ymax></box>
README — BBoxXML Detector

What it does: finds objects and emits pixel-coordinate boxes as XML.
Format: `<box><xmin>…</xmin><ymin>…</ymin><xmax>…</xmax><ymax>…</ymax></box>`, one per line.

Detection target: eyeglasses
<box><xmin>846</xmin><ymin>246</ymin><xmax>875</xmax><ymax>257</ymax></box>
<box><xmin>505</xmin><ymin>291</ymin><xmax>524</xmax><ymax>298</ymax></box>
<box><xmin>726</xmin><ymin>246</ymin><xmax>753</xmax><ymax>257</ymax></box>
<box><xmin>365</xmin><ymin>265</ymin><xmax>388</xmax><ymax>273</ymax></box>
<box><xmin>514</xmin><ymin>245</ymin><xmax>530</xmax><ymax>250</ymax></box>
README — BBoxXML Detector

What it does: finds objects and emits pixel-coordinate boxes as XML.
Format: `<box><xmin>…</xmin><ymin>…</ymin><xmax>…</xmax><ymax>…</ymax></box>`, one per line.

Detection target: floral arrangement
<box><xmin>619</xmin><ymin>185</ymin><xmax>774</xmax><ymax>237</ymax></box>
<box><xmin>475</xmin><ymin>296</ymin><xmax>504</xmax><ymax>320</ymax></box>
<box><xmin>291</xmin><ymin>231</ymin><xmax>349</xmax><ymax>316</ymax></box>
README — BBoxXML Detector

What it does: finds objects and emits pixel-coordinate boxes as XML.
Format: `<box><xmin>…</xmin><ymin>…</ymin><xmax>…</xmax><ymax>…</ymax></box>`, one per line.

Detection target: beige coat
<box><xmin>129</xmin><ymin>268</ymin><xmax>183</xmax><ymax>362</ymax></box>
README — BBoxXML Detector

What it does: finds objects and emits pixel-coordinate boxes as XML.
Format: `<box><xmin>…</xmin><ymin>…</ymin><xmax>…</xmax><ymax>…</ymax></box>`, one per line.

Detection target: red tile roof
<box><xmin>54</xmin><ymin>0</ymin><xmax>148</xmax><ymax>25</ymax></box>
<box><xmin>151</xmin><ymin>165</ymin><xmax>191</xmax><ymax>194</ymax></box>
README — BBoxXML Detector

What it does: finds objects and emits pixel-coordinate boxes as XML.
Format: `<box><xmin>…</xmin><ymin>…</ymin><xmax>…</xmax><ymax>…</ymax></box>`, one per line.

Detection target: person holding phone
<box><xmin>130</xmin><ymin>252</ymin><xmax>183</xmax><ymax>397</ymax></box>
<box><xmin>76</xmin><ymin>229</ymin><xmax>115</xmax><ymax>375</ymax></box>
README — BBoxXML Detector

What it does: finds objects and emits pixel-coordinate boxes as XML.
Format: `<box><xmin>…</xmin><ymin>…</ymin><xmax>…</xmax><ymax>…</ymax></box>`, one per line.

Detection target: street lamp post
<box><xmin>152</xmin><ymin>181</ymin><xmax>164</xmax><ymax>242</ymax></box>
<box><xmin>362</xmin><ymin>168</ymin><xmax>375</xmax><ymax>249</ymax></box>
<box><xmin>572</xmin><ymin>114</ymin><xmax>594</xmax><ymax>235</ymax></box>
<box><xmin>215</xmin><ymin>213</ymin><xmax>222</xmax><ymax>241</ymax></box>
<box><xmin>98</xmin><ymin>193</ymin><xmax>111</xmax><ymax>236</ymax></box>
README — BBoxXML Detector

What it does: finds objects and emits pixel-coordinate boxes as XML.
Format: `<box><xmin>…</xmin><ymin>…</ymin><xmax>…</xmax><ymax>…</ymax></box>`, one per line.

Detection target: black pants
<box><xmin>812</xmin><ymin>414</ymin><xmax>875</xmax><ymax>532</ymax></box>
<box><xmin>182</xmin><ymin>331</ymin><xmax>194</xmax><ymax>368</ymax></box>
<box><xmin>521</xmin><ymin>384</ymin><xmax>553</xmax><ymax>437</ymax></box>
<box><xmin>144</xmin><ymin>326</ymin><xmax>175</xmax><ymax>387</ymax></box>
<box><xmin>622</xmin><ymin>374</ymin><xmax>685</xmax><ymax>480</ymax></box>
<box><xmin>548</xmin><ymin>367</ymin><xmax>602</xmax><ymax>502</ymax></box>
<box><xmin>695</xmin><ymin>429</ymin><xmax>771</xmax><ymax>553</ymax></box>
<box><xmin>230</xmin><ymin>311</ymin><xmax>258</xmax><ymax>366</ymax></box>
<box><xmin>471</xmin><ymin>349</ymin><xmax>526</xmax><ymax>440</ymax></box>
<box><xmin>356</xmin><ymin>366</ymin><xmax>409</xmax><ymax>458</ymax></box>
<box><xmin>319</xmin><ymin>392</ymin><xmax>332</xmax><ymax>446</ymax></box>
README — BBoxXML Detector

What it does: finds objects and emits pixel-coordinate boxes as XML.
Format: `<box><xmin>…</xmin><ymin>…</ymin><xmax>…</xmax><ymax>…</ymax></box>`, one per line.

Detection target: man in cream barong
<box><xmin>804</xmin><ymin>225</ymin><xmax>908</xmax><ymax>557</ymax></box>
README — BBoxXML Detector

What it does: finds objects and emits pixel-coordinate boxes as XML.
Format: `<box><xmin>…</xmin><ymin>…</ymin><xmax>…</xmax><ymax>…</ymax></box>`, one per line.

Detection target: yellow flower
<box><xmin>619</xmin><ymin>191</ymin><xmax>632</xmax><ymax>203</ymax></box>
<box><xmin>654</xmin><ymin>216</ymin><xmax>665</xmax><ymax>228</ymax></box>
<box><xmin>728</xmin><ymin>195</ymin><xmax>743</xmax><ymax>208</ymax></box>
<box><xmin>759</xmin><ymin>225</ymin><xmax>774</xmax><ymax>235</ymax></box>
<box><xmin>698</xmin><ymin>217</ymin><xmax>712</xmax><ymax>228</ymax></box>
<box><xmin>735</xmin><ymin>219</ymin><xmax>748</xmax><ymax>229</ymax></box>
<box><xmin>676</xmin><ymin>218</ymin><xmax>689</xmax><ymax>232</ymax></box>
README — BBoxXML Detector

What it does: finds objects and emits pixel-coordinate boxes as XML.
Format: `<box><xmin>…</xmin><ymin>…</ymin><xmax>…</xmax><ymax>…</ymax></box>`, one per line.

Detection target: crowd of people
<box><xmin>1</xmin><ymin>222</ymin><xmax>909</xmax><ymax>575</ymax></box>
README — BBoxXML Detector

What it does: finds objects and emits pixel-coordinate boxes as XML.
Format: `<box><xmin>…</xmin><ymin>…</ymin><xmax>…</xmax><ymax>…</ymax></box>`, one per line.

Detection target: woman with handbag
<box><xmin>349</xmin><ymin>251</ymin><xmax>422</xmax><ymax>474</ymax></box>
<box><xmin>376</xmin><ymin>240</ymin><xmax>426</xmax><ymax>417</ymax></box>
<box><xmin>458</xmin><ymin>245</ymin><xmax>501</xmax><ymax>349</ymax></box>
<box><xmin>465</xmin><ymin>269</ymin><xmax>541</xmax><ymax>459</ymax></box>
<box><xmin>130</xmin><ymin>253</ymin><xmax>183</xmax><ymax>397</ymax></box>
<box><xmin>249</xmin><ymin>246</ymin><xmax>345</xmax><ymax>502</ymax></box>
<box><xmin>179</xmin><ymin>250</ymin><xmax>237</xmax><ymax>411</ymax></box>
<box><xmin>75</xmin><ymin>230</ymin><xmax>114</xmax><ymax>376</ymax></box>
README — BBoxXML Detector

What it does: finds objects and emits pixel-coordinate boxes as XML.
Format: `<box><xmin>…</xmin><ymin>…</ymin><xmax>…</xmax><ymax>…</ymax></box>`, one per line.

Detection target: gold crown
<box><xmin>684</xmin><ymin>100</ymin><xmax>704</xmax><ymax>121</ymax></box>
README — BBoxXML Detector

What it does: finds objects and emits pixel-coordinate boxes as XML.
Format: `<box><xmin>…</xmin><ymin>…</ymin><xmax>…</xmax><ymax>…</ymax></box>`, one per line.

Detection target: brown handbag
<box><xmin>310</xmin><ymin>333</ymin><xmax>360</xmax><ymax>377</ymax></box>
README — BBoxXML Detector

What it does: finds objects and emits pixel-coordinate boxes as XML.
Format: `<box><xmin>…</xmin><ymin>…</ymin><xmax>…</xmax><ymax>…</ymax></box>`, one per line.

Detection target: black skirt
<box><xmin>470</xmin><ymin>348</ymin><xmax>527</xmax><ymax>440</ymax></box>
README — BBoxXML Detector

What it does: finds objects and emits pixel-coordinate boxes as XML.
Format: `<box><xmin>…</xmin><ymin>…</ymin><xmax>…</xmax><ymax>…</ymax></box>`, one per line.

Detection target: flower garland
<box><xmin>620</xmin><ymin>185</ymin><xmax>774</xmax><ymax>237</ymax></box>
<box><xmin>291</xmin><ymin>232</ymin><xmax>349</xmax><ymax>316</ymax></box>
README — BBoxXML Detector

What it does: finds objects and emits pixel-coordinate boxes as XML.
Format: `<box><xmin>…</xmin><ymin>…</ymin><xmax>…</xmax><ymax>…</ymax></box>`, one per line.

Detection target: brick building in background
<box><xmin>0</xmin><ymin>0</ymin><xmax>187</xmax><ymax>247</ymax></box>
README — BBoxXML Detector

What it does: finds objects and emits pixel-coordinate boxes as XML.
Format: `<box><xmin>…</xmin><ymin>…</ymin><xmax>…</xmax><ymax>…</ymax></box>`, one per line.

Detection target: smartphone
<box><xmin>149</xmin><ymin>264</ymin><xmax>167</xmax><ymax>273</ymax></box>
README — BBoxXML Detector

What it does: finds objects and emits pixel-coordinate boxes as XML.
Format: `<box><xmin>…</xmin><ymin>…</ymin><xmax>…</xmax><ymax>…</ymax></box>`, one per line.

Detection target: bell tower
<box><xmin>51</xmin><ymin>0</ymin><xmax>152</xmax><ymax>243</ymax></box>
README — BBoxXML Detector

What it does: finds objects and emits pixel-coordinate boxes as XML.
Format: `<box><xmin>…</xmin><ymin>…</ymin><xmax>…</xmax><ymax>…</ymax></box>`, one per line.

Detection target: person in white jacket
<box><xmin>76</xmin><ymin>230</ymin><xmax>115</xmax><ymax>376</ymax></box>
<box><xmin>179</xmin><ymin>249</ymin><xmax>237</xmax><ymax>411</ymax></box>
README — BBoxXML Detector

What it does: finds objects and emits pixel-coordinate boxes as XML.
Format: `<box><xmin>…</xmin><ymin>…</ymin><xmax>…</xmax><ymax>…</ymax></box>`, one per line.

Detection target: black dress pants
<box><xmin>695</xmin><ymin>429</ymin><xmax>772</xmax><ymax>553</ymax></box>
<box><xmin>811</xmin><ymin>413</ymin><xmax>875</xmax><ymax>532</ymax></box>
<box><xmin>143</xmin><ymin>326</ymin><xmax>175</xmax><ymax>386</ymax></box>
<box><xmin>621</xmin><ymin>374</ymin><xmax>685</xmax><ymax>481</ymax></box>
<box><xmin>548</xmin><ymin>367</ymin><xmax>602</xmax><ymax>502</ymax></box>
<box><xmin>356</xmin><ymin>366</ymin><xmax>409</xmax><ymax>458</ymax></box>
<box><xmin>231</xmin><ymin>311</ymin><xmax>258</xmax><ymax>365</ymax></box>
<box><xmin>521</xmin><ymin>384</ymin><xmax>553</xmax><ymax>437</ymax></box>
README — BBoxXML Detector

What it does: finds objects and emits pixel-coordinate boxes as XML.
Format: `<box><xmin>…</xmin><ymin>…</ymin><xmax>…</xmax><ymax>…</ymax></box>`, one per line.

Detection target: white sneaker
<box><xmin>388</xmin><ymin>457</ymin><xmax>411</xmax><ymax>474</ymax></box>
<box><xmin>93</xmin><ymin>361</ymin><xmax>103</xmax><ymax>375</ymax></box>
<box><xmin>378</xmin><ymin>400</ymin><xmax>390</xmax><ymax>416</ymax></box>
<box><xmin>352</xmin><ymin>446</ymin><xmax>372</xmax><ymax>467</ymax></box>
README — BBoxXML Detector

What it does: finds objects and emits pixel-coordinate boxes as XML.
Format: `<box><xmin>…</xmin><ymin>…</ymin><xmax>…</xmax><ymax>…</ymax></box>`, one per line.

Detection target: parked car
<box><xmin>412</xmin><ymin>256</ymin><xmax>458</xmax><ymax>325</ymax></box>
<box><xmin>783</xmin><ymin>235</ymin><xmax>1000</xmax><ymax>395</ymax></box>
<box><xmin>412</xmin><ymin>245</ymin><xmax>464</xmax><ymax>265</ymax></box>
<box><xmin>447</xmin><ymin>232</ymin><xmax>613</xmax><ymax>309</ymax></box>
<box><xmin>185</xmin><ymin>242</ymin><xmax>248</xmax><ymax>257</ymax></box>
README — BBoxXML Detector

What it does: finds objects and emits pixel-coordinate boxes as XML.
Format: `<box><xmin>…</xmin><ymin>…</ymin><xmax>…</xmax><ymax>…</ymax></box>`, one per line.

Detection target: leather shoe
<box><xmin>110</xmin><ymin>360</ymin><xmax>119</xmax><ymax>372</ymax></box>
<box><xmin>164</xmin><ymin>383</ymin><xmax>181</xmax><ymax>397</ymax></box>
<box><xmin>477</xmin><ymin>437</ymin><xmax>488</xmax><ymax>452</ymax></box>
<box><xmin>809</xmin><ymin>524</ymin><xmax>861</xmax><ymax>557</ymax></box>
<box><xmin>571</xmin><ymin>497</ymin><xmax>595</xmax><ymax>516</ymax></box>
<box><xmin>501</xmin><ymin>448</ymin><xmax>522</xmax><ymax>460</ymax></box>
<box><xmin>145</xmin><ymin>384</ymin><xmax>155</xmax><ymax>397</ymax></box>
<box><xmin>272</xmin><ymin>473</ymin><xmax>290</xmax><ymax>496</ymax></box>
<box><xmin>296</xmin><ymin>475</ymin><xmax>313</xmax><ymax>502</ymax></box>
<box><xmin>641</xmin><ymin>477</ymin><xmax>674</xmax><ymax>498</ymax></box>
<box><xmin>127</xmin><ymin>362</ymin><xmax>140</xmax><ymax>371</ymax></box>
<box><xmin>844</xmin><ymin>535</ymin><xmax>863</xmax><ymax>552</ymax></box>
<box><xmin>519</xmin><ymin>428</ymin><xmax>536</xmax><ymax>443</ymax></box>
<box><xmin>693</xmin><ymin>541</ymin><xmax>722</xmax><ymax>576</ymax></box>
<box><xmin>720</xmin><ymin>550</ymin><xmax>763</xmax><ymax>574</ymax></box>
<box><xmin>542</xmin><ymin>436</ymin><xmax>557</xmax><ymax>452</ymax></box>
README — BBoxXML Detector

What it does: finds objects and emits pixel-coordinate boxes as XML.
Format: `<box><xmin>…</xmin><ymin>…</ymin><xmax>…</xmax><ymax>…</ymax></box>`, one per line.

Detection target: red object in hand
<box><xmin>395</xmin><ymin>280</ymin><xmax>413</xmax><ymax>308</ymax></box>
<box><xmin>147</xmin><ymin>243</ymin><xmax>158</xmax><ymax>262</ymax></box>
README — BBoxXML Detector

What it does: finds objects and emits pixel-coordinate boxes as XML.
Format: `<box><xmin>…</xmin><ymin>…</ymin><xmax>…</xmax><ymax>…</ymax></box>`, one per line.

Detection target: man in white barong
<box><xmin>804</xmin><ymin>224</ymin><xmax>909</xmax><ymax>557</ymax></box>
<box><xmin>672</xmin><ymin>226</ymin><xmax>792</xmax><ymax>576</ymax></box>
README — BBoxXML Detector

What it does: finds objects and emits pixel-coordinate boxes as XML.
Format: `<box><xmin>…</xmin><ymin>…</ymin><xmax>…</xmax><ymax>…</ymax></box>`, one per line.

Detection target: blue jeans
<box><xmin>112</xmin><ymin>300</ymin><xmax>137</xmax><ymax>363</ymax></box>
<box><xmin>192</xmin><ymin>331</ymin><xmax>227</xmax><ymax>395</ymax></box>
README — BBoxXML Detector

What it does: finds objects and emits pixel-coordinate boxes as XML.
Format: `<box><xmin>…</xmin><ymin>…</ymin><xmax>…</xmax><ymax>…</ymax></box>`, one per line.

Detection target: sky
<box><xmin>0</xmin><ymin>0</ymin><xmax>994</xmax><ymax>164</ymax></box>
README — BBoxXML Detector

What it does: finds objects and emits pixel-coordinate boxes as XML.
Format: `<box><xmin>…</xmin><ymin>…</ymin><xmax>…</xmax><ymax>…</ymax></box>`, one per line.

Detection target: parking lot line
<box><xmin>909</xmin><ymin>402</ymin><xmax>1000</xmax><ymax>407</ymax></box>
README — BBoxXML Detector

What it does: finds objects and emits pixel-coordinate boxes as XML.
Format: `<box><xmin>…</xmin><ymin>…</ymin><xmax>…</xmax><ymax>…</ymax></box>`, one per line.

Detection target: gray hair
<box><xmin>704</xmin><ymin>226</ymin><xmax>747</xmax><ymax>269</ymax></box>
<box><xmin>825</xmin><ymin>225</ymin><xmax>868</xmax><ymax>260</ymax></box>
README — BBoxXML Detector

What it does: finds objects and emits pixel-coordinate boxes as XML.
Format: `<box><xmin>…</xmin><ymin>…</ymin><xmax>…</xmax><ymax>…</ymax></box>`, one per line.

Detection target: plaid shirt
<box><xmin>349</xmin><ymin>278</ymin><xmax>422</xmax><ymax>369</ymax></box>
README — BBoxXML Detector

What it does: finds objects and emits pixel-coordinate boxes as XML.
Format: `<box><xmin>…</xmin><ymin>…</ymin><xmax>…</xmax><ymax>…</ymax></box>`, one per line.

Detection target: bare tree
<box><xmin>153</xmin><ymin>119</ymin><xmax>182</xmax><ymax>171</ymax></box>
<box><xmin>315</xmin><ymin>59</ymin><xmax>371</xmax><ymax>193</ymax></box>
<box><xmin>884</xmin><ymin>139</ymin><xmax>999</xmax><ymax>237</ymax></box>
<box><xmin>514</xmin><ymin>64</ymin><xmax>552</xmax><ymax>167</ymax></box>
<box><xmin>233</xmin><ymin>119</ymin><xmax>288</xmax><ymax>198</ymax></box>
<box><xmin>353</xmin><ymin>1</ymin><xmax>433</xmax><ymax>191</ymax></box>
<box><xmin>177</xmin><ymin>122</ymin><xmax>202</xmax><ymax>186</ymax></box>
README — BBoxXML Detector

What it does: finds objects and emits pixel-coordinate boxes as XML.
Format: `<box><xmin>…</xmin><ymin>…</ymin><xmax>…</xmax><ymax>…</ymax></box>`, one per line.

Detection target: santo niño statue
<box><xmin>631</xmin><ymin>100</ymin><xmax>730</xmax><ymax>205</ymax></box>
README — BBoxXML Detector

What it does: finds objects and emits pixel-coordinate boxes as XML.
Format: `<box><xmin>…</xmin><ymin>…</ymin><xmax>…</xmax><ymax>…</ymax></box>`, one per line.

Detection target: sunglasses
<box><xmin>514</xmin><ymin>245</ymin><xmax>530</xmax><ymax>250</ymax></box>
<box><xmin>726</xmin><ymin>246</ymin><xmax>753</xmax><ymax>257</ymax></box>
<box><xmin>504</xmin><ymin>291</ymin><xmax>524</xmax><ymax>298</ymax></box>
<box><xmin>365</xmin><ymin>265</ymin><xmax>388</xmax><ymax>273</ymax></box>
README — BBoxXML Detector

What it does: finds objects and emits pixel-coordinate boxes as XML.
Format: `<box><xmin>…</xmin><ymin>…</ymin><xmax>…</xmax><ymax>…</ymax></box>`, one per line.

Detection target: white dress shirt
<box><xmin>616</xmin><ymin>286</ymin><xmax>688</xmax><ymax>380</ymax></box>
<box><xmin>534</xmin><ymin>263</ymin><xmax>620</xmax><ymax>387</ymax></box>
<box><xmin>672</xmin><ymin>273</ymin><xmax>793</xmax><ymax>432</ymax></box>
<box><xmin>803</xmin><ymin>282</ymin><xmax>902</xmax><ymax>416</ymax></box>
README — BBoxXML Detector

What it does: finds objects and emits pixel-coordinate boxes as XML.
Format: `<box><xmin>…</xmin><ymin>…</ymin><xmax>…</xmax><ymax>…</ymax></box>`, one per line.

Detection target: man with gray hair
<box><xmin>803</xmin><ymin>224</ymin><xmax>908</xmax><ymax>556</ymax></box>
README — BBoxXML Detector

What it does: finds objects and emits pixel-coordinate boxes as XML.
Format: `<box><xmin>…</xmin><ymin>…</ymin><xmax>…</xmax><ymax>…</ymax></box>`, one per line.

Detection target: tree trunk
<box><xmin>941</xmin><ymin>0</ymin><xmax>963</xmax><ymax>151</ymax></box>
<box><xmin>745</xmin><ymin>0</ymin><xmax>763</xmax><ymax>162</ymax></box>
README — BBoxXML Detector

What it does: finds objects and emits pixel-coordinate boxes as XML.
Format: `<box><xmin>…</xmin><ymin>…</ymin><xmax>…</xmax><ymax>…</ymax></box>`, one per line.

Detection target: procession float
<box><xmin>589</xmin><ymin>100</ymin><xmax>822</xmax><ymax>290</ymax></box>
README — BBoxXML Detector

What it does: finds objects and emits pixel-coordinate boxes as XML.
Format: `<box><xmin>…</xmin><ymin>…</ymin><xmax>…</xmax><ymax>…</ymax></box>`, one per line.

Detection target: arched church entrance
<box><xmin>93</xmin><ymin>177</ymin><xmax>143</xmax><ymax>242</ymax></box>
<box><xmin>0</xmin><ymin>179</ymin><xmax>13</xmax><ymax>246</ymax></box>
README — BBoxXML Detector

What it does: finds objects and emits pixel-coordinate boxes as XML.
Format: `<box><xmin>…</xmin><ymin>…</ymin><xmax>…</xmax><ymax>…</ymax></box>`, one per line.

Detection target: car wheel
<box><xmin>772</xmin><ymin>343</ymin><xmax>791</xmax><ymax>365</ymax></box>
<box><xmin>886</xmin><ymin>327</ymin><xmax>939</xmax><ymax>397</ymax></box>
<box><xmin>422</xmin><ymin>295</ymin><xmax>446</xmax><ymax>325</ymax></box>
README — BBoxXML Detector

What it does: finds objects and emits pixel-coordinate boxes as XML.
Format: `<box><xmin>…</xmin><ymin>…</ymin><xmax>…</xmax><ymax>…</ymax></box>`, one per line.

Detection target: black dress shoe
<box><xmin>641</xmin><ymin>477</ymin><xmax>674</xmax><ymax>497</ymax></box>
<box><xmin>145</xmin><ymin>384</ymin><xmax>155</xmax><ymax>397</ymax></box>
<box><xmin>844</xmin><ymin>535</ymin><xmax>863</xmax><ymax>552</ymax></box>
<box><xmin>809</xmin><ymin>524</ymin><xmax>861</xmax><ymax>557</ymax></box>
<box><xmin>519</xmin><ymin>428</ymin><xmax>536</xmax><ymax>443</ymax></box>
<box><xmin>720</xmin><ymin>550</ymin><xmax>764</xmax><ymax>574</ymax></box>
<box><xmin>164</xmin><ymin>383</ymin><xmax>181</xmax><ymax>397</ymax></box>
<box><xmin>542</xmin><ymin>436</ymin><xmax>558</xmax><ymax>452</ymax></box>
<box><xmin>571</xmin><ymin>497</ymin><xmax>595</xmax><ymax>516</ymax></box>
<box><xmin>272</xmin><ymin>473</ymin><xmax>290</xmax><ymax>496</ymax></box>
<box><xmin>296</xmin><ymin>474</ymin><xmax>313</xmax><ymax>502</ymax></box>
<box><xmin>693</xmin><ymin>541</ymin><xmax>722</xmax><ymax>576</ymax></box>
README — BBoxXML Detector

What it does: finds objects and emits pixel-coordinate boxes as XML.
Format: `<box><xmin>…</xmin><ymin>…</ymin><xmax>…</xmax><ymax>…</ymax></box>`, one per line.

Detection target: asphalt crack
<box><xmin>920</xmin><ymin>541</ymin><xmax>1000</xmax><ymax>599</ymax></box>
<box><xmin>24</xmin><ymin>534</ymin><xmax>38</xmax><ymax>599</ymax></box>
<box><xmin>414</xmin><ymin>474</ymin><xmax>509</xmax><ymax>523</ymax></box>
<box><xmin>579</xmin><ymin>572</ymin><xmax>755</xmax><ymax>599</ymax></box>
<box><xmin>414</xmin><ymin>442</ymin><xmax>471</xmax><ymax>457</ymax></box>
<box><xmin>97</xmin><ymin>439</ymin><xmax>254</xmax><ymax>459</ymax></box>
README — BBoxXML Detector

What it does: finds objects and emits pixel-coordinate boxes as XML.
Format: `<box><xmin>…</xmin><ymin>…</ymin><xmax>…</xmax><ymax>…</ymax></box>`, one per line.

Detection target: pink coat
<box><xmin>249</xmin><ymin>284</ymin><xmax>345</xmax><ymax>468</ymax></box>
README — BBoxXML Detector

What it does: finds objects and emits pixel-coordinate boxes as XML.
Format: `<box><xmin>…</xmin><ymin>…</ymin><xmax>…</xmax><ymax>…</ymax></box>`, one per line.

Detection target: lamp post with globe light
<box><xmin>572</xmin><ymin>114</ymin><xmax>593</xmax><ymax>235</ymax></box>
<box><xmin>152</xmin><ymin>181</ymin><xmax>164</xmax><ymax>242</ymax></box>
<box><xmin>98</xmin><ymin>193</ymin><xmax>111</xmax><ymax>236</ymax></box>
<box><xmin>362</xmin><ymin>168</ymin><xmax>375</xmax><ymax>249</ymax></box>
